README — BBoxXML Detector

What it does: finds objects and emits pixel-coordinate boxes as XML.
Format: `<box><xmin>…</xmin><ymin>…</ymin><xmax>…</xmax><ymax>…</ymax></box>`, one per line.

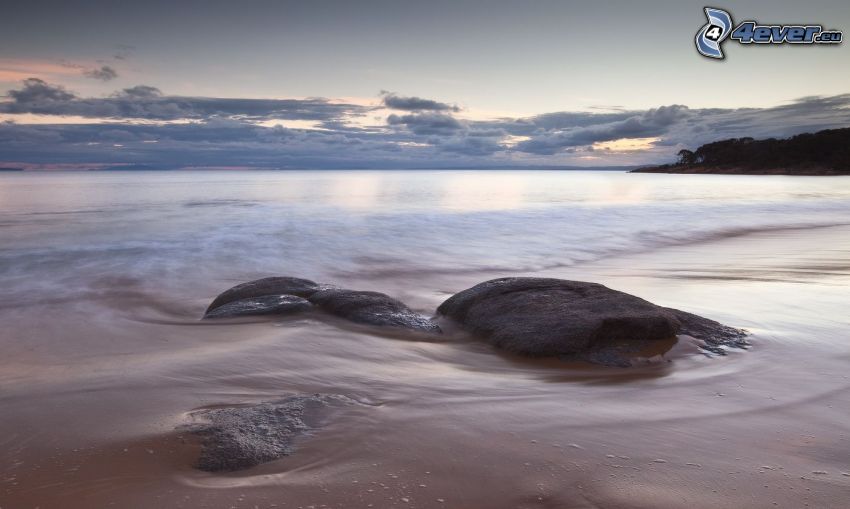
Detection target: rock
<box><xmin>182</xmin><ymin>394</ymin><xmax>348</xmax><ymax>472</ymax></box>
<box><xmin>204</xmin><ymin>276</ymin><xmax>440</xmax><ymax>334</ymax></box>
<box><xmin>438</xmin><ymin>277</ymin><xmax>744</xmax><ymax>361</ymax></box>
<box><xmin>203</xmin><ymin>294</ymin><xmax>312</xmax><ymax>319</ymax></box>
<box><xmin>667</xmin><ymin>308</ymin><xmax>748</xmax><ymax>354</ymax></box>
<box><xmin>206</xmin><ymin>277</ymin><xmax>322</xmax><ymax>314</ymax></box>
<box><xmin>308</xmin><ymin>289</ymin><xmax>441</xmax><ymax>333</ymax></box>
<box><xmin>437</xmin><ymin>277</ymin><xmax>679</xmax><ymax>357</ymax></box>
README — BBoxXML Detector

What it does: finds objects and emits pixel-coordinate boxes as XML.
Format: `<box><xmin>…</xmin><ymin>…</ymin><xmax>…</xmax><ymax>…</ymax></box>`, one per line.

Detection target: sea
<box><xmin>2</xmin><ymin>170</ymin><xmax>849</xmax><ymax>508</ymax></box>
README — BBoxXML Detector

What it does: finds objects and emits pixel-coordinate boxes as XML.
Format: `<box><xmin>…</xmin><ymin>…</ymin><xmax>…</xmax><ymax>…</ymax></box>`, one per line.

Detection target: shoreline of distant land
<box><xmin>632</xmin><ymin>127</ymin><xmax>850</xmax><ymax>176</ymax></box>
<box><xmin>0</xmin><ymin>165</ymin><xmax>638</xmax><ymax>173</ymax></box>
<box><xmin>631</xmin><ymin>164</ymin><xmax>850</xmax><ymax>176</ymax></box>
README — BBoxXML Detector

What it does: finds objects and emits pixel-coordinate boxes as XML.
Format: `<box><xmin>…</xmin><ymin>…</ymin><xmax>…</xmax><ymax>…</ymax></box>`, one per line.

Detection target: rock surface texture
<box><xmin>205</xmin><ymin>277</ymin><xmax>322</xmax><ymax>314</ymax></box>
<box><xmin>204</xmin><ymin>276</ymin><xmax>441</xmax><ymax>333</ymax></box>
<box><xmin>309</xmin><ymin>289</ymin><xmax>442</xmax><ymax>333</ymax></box>
<box><xmin>437</xmin><ymin>277</ymin><xmax>746</xmax><ymax>361</ymax></box>
<box><xmin>203</xmin><ymin>294</ymin><xmax>312</xmax><ymax>319</ymax></box>
<box><xmin>182</xmin><ymin>394</ymin><xmax>349</xmax><ymax>472</ymax></box>
<box><xmin>667</xmin><ymin>308</ymin><xmax>748</xmax><ymax>354</ymax></box>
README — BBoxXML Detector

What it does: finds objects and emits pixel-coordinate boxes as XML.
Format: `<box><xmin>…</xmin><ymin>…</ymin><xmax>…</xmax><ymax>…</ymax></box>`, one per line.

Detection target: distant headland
<box><xmin>632</xmin><ymin>128</ymin><xmax>850</xmax><ymax>176</ymax></box>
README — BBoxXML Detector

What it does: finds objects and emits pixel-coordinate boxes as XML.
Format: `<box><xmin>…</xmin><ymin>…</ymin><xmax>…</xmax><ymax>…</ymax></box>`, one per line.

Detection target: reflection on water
<box><xmin>2</xmin><ymin>170</ymin><xmax>850</xmax><ymax>296</ymax></box>
<box><xmin>440</xmin><ymin>173</ymin><xmax>529</xmax><ymax>210</ymax></box>
<box><xmin>1</xmin><ymin>170</ymin><xmax>850</xmax><ymax>508</ymax></box>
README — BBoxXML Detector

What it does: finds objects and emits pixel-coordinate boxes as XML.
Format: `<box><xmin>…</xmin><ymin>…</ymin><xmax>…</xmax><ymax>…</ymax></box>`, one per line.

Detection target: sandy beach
<box><xmin>2</xmin><ymin>170</ymin><xmax>850</xmax><ymax>508</ymax></box>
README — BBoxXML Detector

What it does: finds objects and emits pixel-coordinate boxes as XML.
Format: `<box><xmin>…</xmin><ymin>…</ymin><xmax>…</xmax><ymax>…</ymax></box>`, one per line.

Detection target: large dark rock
<box><xmin>438</xmin><ymin>277</ymin><xmax>745</xmax><ymax>361</ymax></box>
<box><xmin>204</xmin><ymin>294</ymin><xmax>312</xmax><ymax>319</ymax></box>
<box><xmin>205</xmin><ymin>277</ymin><xmax>322</xmax><ymax>314</ymax></box>
<box><xmin>309</xmin><ymin>289</ymin><xmax>441</xmax><ymax>333</ymax></box>
<box><xmin>182</xmin><ymin>394</ymin><xmax>349</xmax><ymax>472</ymax></box>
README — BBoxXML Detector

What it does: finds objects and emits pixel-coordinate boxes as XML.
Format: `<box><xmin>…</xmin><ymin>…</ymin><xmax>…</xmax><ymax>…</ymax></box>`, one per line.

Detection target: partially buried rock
<box><xmin>438</xmin><ymin>277</ymin><xmax>745</xmax><ymax>362</ymax></box>
<box><xmin>203</xmin><ymin>294</ymin><xmax>312</xmax><ymax>319</ymax></box>
<box><xmin>667</xmin><ymin>308</ymin><xmax>748</xmax><ymax>354</ymax></box>
<box><xmin>182</xmin><ymin>394</ymin><xmax>349</xmax><ymax>472</ymax></box>
<box><xmin>308</xmin><ymin>288</ymin><xmax>441</xmax><ymax>333</ymax></box>
<box><xmin>205</xmin><ymin>277</ymin><xmax>322</xmax><ymax>315</ymax></box>
<box><xmin>204</xmin><ymin>276</ymin><xmax>440</xmax><ymax>333</ymax></box>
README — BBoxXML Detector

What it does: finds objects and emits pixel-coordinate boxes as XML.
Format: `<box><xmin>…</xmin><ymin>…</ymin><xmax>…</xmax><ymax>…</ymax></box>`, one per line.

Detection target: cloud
<box><xmin>0</xmin><ymin>78</ymin><xmax>368</xmax><ymax>122</ymax></box>
<box><xmin>438</xmin><ymin>134</ymin><xmax>503</xmax><ymax>156</ymax></box>
<box><xmin>514</xmin><ymin>105</ymin><xmax>692</xmax><ymax>155</ymax></box>
<box><xmin>387</xmin><ymin>112</ymin><xmax>463</xmax><ymax>135</ymax></box>
<box><xmin>674</xmin><ymin>94</ymin><xmax>850</xmax><ymax>144</ymax></box>
<box><xmin>83</xmin><ymin>65</ymin><xmax>118</xmax><ymax>81</ymax></box>
<box><xmin>118</xmin><ymin>85</ymin><xmax>162</xmax><ymax>99</ymax></box>
<box><xmin>381</xmin><ymin>91</ymin><xmax>459</xmax><ymax>112</ymax></box>
<box><xmin>1</xmin><ymin>80</ymin><xmax>848</xmax><ymax>168</ymax></box>
<box><xmin>6</xmin><ymin>78</ymin><xmax>75</xmax><ymax>103</ymax></box>
<box><xmin>0</xmin><ymin>120</ymin><xmax>439</xmax><ymax>169</ymax></box>
<box><xmin>113</xmin><ymin>44</ymin><xmax>135</xmax><ymax>61</ymax></box>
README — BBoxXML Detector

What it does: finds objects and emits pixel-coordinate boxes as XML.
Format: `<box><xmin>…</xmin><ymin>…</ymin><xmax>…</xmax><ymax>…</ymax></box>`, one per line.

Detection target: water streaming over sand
<box><xmin>1</xmin><ymin>170</ymin><xmax>849</xmax><ymax>508</ymax></box>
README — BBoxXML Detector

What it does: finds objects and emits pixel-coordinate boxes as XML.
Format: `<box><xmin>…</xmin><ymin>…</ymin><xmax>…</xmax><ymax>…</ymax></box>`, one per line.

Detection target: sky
<box><xmin>1</xmin><ymin>0</ymin><xmax>849</xmax><ymax>169</ymax></box>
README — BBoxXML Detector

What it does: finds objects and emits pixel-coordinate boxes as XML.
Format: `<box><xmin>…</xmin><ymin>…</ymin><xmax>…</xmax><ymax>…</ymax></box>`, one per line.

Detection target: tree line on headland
<box><xmin>632</xmin><ymin>127</ymin><xmax>850</xmax><ymax>175</ymax></box>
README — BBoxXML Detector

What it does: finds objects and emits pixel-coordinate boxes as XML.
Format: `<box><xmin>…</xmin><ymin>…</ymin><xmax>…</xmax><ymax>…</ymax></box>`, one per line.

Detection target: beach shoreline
<box><xmin>2</xmin><ymin>171</ymin><xmax>850</xmax><ymax>508</ymax></box>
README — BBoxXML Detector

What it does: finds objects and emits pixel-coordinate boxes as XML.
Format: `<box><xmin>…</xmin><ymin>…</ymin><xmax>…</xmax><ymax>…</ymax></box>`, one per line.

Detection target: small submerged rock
<box><xmin>181</xmin><ymin>394</ymin><xmax>350</xmax><ymax>472</ymax></box>
<box><xmin>309</xmin><ymin>288</ymin><xmax>441</xmax><ymax>333</ymax></box>
<box><xmin>437</xmin><ymin>277</ymin><xmax>746</xmax><ymax>364</ymax></box>
<box><xmin>204</xmin><ymin>276</ymin><xmax>440</xmax><ymax>333</ymax></box>
<box><xmin>667</xmin><ymin>308</ymin><xmax>749</xmax><ymax>353</ymax></box>
<box><xmin>203</xmin><ymin>294</ymin><xmax>312</xmax><ymax>319</ymax></box>
<box><xmin>205</xmin><ymin>276</ymin><xmax>323</xmax><ymax>315</ymax></box>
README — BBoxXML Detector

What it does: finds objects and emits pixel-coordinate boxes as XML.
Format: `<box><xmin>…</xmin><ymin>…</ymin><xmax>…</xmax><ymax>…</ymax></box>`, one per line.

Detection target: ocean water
<box><xmin>1</xmin><ymin>170</ymin><xmax>849</xmax><ymax>508</ymax></box>
<box><xmin>2</xmin><ymin>170</ymin><xmax>848</xmax><ymax>296</ymax></box>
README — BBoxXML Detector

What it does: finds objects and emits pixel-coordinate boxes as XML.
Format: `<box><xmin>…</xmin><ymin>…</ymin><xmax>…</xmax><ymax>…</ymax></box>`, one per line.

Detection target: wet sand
<box><xmin>2</xmin><ymin>171</ymin><xmax>850</xmax><ymax>508</ymax></box>
<box><xmin>2</xmin><ymin>225</ymin><xmax>849</xmax><ymax>508</ymax></box>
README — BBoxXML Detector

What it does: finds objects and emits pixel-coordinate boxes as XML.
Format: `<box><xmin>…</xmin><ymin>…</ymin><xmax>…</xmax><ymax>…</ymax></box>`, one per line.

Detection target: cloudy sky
<box><xmin>1</xmin><ymin>0</ymin><xmax>849</xmax><ymax>169</ymax></box>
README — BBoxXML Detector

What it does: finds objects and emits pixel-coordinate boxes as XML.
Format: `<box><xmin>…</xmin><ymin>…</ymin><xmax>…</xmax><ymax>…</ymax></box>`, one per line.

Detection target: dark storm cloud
<box><xmin>0</xmin><ymin>79</ymin><xmax>367</xmax><ymax>121</ymax></box>
<box><xmin>83</xmin><ymin>65</ymin><xmax>119</xmax><ymax>81</ymax></box>
<box><xmin>381</xmin><ymin>91</ymin><xmax>459</xmax><ymax>112</ymax></box>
